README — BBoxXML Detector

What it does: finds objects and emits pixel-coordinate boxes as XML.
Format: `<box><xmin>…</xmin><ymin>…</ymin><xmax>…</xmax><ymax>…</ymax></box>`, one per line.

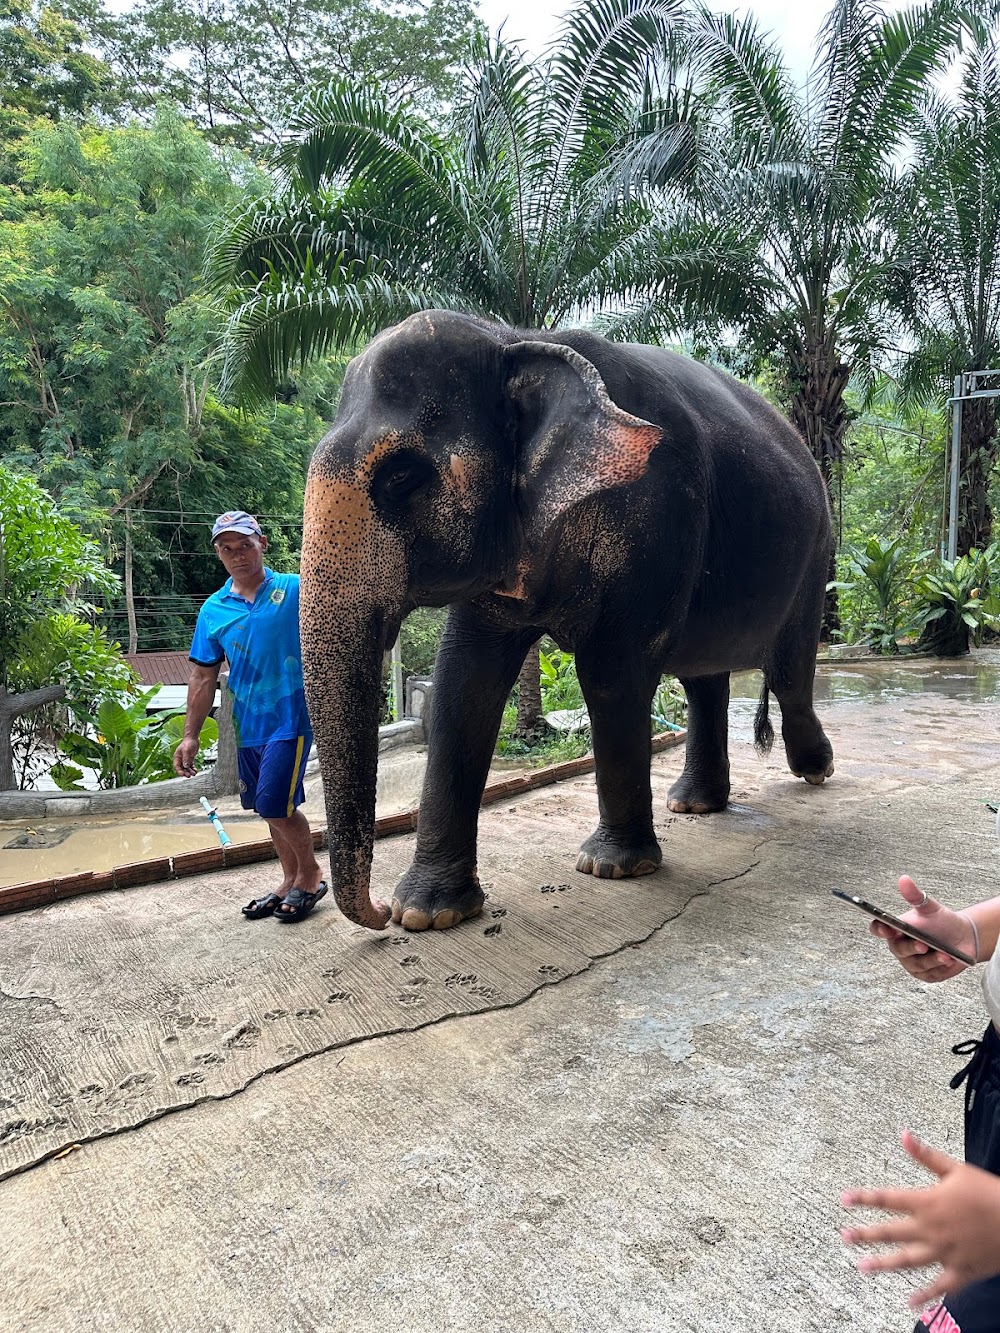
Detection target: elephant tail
<box><xmin>754</xmin><ymin>680</ymin><xmax>775</xmax><ymax>755</ymax></box>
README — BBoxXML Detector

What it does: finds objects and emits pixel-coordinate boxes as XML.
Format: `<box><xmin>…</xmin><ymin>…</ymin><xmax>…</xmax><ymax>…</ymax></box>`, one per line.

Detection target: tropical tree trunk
<box><xmin>0</xmin><ymin>683</ymin><xmax>65</xmax><ymax>791</ymax></box>
<box><xmin>786</xmin><ymin>337</ymin><xmax>852</xmax><ymax>640</ymax></box>
<box><xmin>957</xmin><ymin>396</ymin><xmax>997</xmax><ymax>555</ymax></box>
<box><xmin>514</xmin><ymin>639</ymin><xmax>544</xmax><ymax>740</ymax></box>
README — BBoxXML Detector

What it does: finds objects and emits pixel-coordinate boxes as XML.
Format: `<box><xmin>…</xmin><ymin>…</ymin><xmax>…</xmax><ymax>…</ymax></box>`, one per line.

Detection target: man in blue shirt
<box><xmin>173</xmin><ymin>511</ymin><xmax>327</xmax><ymax>923</ymax></box>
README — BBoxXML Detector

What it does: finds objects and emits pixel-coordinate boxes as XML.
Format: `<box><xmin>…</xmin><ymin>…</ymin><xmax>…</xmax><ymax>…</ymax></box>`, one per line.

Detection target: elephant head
<box><xmin>300</xmin><ymin>311</ymin><xmax>661</xmax><ymax>930</ymax></box>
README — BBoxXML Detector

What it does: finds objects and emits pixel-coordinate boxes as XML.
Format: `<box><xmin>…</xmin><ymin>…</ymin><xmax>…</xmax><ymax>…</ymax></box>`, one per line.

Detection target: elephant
<box><xmin>300</xmin><ymin>310</ymin><xmax>834</xmax><ymax>933</ymax></box>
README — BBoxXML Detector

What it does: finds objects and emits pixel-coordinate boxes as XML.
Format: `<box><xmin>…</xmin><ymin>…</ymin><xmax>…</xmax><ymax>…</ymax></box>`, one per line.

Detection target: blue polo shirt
<box><xmin>189</xmin><ymin>569</ymin><xmax>310</xmax><ymax>748</ymax></box>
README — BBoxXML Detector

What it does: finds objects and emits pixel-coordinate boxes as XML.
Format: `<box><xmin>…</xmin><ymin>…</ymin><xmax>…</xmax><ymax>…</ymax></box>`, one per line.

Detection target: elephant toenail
<box><xmin>391</xmin><ymin>898</ymin><xmax>404</xmax><ymax>923</ymax></box>
<box><xmin>575</xmin><ymin>853</ymin><xmax>594</xmax><ymax>874</ymax></box>
<box><xmin>432</xmin><ymin>909</ymin><xmax>461</xmax><ymax>930</ymax></box>
<box><xmin>400</xmin><ymin>907</ymin><xmax>432</xmax><ymax>931</ymax></box>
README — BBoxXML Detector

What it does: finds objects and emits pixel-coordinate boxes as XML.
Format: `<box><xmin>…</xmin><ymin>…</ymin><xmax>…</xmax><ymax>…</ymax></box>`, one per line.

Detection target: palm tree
<box><xmin>210</xmin><ymin>0</ymin><xmax>741</xmax><ymax>731</ymax></box>
<box><xmin>890</xmin><ymin>24</ymin><xmax>1000</xmax><ymax>554</ymax></box>
<box><xmin>608</xmin><ymin>0</ymin><xmax>964</xmax><ymax>631</ymax></box>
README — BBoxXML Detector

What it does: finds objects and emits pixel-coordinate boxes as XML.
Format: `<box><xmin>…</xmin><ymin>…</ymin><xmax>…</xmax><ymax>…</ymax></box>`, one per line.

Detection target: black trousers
<box><xmin>916</xmin><ymin>1022</ymin><xmax>1000</xmax><ymax>1333</ymax></box>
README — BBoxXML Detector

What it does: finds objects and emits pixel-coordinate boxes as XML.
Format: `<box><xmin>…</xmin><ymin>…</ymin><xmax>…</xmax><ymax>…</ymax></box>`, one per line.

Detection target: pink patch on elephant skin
<box><xmin>594</xmin><ymin>420</ymin><xmax>663</xmax><ymax>488</ymax></box>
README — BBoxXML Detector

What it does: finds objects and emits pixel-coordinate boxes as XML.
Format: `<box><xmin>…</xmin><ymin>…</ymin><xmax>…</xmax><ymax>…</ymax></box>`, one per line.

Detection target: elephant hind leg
<box><xmin>763</xmin><ymin>602</ymin><xmax>833</xmax><ymax>785</ymax></box>
<box><xmin>666</xmin><ymin>673</ymin><xmax>731</xmax><ymax>813</ymax></box>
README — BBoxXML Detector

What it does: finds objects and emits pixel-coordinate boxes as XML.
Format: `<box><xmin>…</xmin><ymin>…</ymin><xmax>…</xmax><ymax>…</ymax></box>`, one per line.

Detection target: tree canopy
<box><xmin>0</xmin><ymin>465</ymin><xmax>133</xmax><ymax>788</ymax></box>
<box><xmin>68</xmin><ymin>0</ymin><xmax>484</xmax><ymax>146</ymax></box>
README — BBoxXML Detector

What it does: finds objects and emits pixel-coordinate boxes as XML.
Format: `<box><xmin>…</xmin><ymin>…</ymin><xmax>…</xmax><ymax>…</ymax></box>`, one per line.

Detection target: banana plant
<box><xmin>50</xmin><ymin>688</ymin><xmax>218</xmax><ymax>790</ymax></box>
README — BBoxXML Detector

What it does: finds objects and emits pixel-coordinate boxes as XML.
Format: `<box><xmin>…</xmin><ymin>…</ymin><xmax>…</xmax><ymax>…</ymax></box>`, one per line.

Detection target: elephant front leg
<box><xmin>574</xmin><ymin>651</ymin><xmax>662</xmax><ymax>879</ymax></box>
<box><xmin>667</xmin><ymin>673</ymin><xmax>730</xmax><ymax>813</ymax></box>
<box><xmin>392</xmin><ymin>609</ymin><xmax>540</xmax><ymax>931</ymax></box>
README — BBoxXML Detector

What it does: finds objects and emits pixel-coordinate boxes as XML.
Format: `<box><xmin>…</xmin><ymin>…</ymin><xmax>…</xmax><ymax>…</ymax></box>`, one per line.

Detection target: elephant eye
<box><xmin>372</xmin><ymin>451</ymin><xmax>434</xmax><ymax>508</ymax></box>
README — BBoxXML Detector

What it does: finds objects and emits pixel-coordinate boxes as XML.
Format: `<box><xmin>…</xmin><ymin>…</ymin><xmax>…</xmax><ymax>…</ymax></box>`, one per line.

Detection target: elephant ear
<box><xmin>503</xmin><ymin>340</ymin><xmax>662</xmax><ymax>547</ymax></box>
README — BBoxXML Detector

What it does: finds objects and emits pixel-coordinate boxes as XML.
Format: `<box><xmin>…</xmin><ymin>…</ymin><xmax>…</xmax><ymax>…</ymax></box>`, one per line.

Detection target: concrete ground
<box><xmin>2</xmin><ymin>656</ymin><xmax>1000</xmax><ymax>1332</ymax></box>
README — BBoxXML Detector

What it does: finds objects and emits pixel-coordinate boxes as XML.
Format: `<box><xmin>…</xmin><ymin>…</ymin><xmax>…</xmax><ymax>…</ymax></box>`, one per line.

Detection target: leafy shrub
<box><xmin>539</xmin><ymin>649</ymin><xmax>584</xmax><ymax>711</ymax></box>
<box><xmin>913</xmin><ymin>547</ymin><xmax>1000</xmax><ymax>657</ymax></box>
<box><xmin>50</xmin><ymin>688</ymin><xmax>218</xmax><ymax>790</ymax></box>
<box><xmin>829</xmin><ymin>535</ymin><xmax>924</xmax><ymax>653</ymax></box>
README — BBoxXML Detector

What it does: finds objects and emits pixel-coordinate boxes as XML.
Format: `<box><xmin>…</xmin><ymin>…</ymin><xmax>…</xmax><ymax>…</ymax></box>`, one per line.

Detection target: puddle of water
<box><xmin>0</xmin><ymin>749</ymin><xmax>531</xmax><ymax>887</ymax></box>
<box><xmin>0</xmin><ymin>813</ymin><xmax>266</xmax><ymax>885</ymax></box>
<box><xmin>732</xmin><ymin>657</ymin><xmax>1000</xmax><ymax>704</ymax></box>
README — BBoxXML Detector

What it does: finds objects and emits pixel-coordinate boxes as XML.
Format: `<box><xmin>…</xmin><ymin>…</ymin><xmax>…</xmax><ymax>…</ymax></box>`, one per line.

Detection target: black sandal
<box><xmin>274</xmin><ymin>882</ymin><xmax>328</xmax><ymax>923</ymax></box>
<box><xmin>241</xmin><ymin>892</ymin><xmax>284</xmax><ymax>919</ymax></box>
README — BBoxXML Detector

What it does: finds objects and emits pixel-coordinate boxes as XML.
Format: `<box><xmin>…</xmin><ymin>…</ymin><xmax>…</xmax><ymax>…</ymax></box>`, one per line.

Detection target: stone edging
<box><xmin>0</xmin><ymin>718</ymin><xmax>425</xmax><ymax>821</ymax></box>
<box><xmin>0</xmin><ymin>730</ymin><xmax>687</xmax><ymax>916</ymax></box>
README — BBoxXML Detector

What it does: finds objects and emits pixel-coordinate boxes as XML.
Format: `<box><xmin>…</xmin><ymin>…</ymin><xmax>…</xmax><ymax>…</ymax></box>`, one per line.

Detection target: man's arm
<box><xmin>173</xmin><ymin>662</ymin><xmax>221</xmax><ymax>777</ymax></box>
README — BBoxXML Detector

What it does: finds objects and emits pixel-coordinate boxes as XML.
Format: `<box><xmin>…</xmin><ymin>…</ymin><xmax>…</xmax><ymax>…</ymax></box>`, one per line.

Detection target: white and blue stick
<box><xmin>199</xmin><ymin>796</ymin><xmax>232</xmax><ymax>847</ymax></box>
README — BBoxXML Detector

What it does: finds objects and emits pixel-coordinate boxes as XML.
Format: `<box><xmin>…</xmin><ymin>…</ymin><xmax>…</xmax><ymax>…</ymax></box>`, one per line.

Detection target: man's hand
<box><xmin>173</xmin><ymin>737</ymin><xmax>199</xmax><ymax>778</ymax></box>
<box><xmin>842</xmin><ymin>1130</ymin><xmax>1000</xmax><ymax>1308</ymax></box>
<box><xmin>869</xmin><ymin>876</ymin><xmax>975</xmax><ymax>982</ymax></box>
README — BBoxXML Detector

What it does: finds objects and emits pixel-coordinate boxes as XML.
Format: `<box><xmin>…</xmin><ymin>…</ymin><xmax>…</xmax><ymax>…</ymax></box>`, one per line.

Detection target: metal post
<box><xmin>948</xmin><ymin>374</ymin><xmax>962</xmax><ymax>562</ymax></box>
<box><xmin>390</xmin><ymin>638</ymin><xmax>404</xmax><ymax>721</ymax></box>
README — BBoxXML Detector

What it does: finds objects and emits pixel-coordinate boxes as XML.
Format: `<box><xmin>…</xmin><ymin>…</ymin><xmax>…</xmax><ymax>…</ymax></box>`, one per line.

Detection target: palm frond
<box><xmin>218</xmin><ymin>257</ymin><xmax>461</xmax><ymax>409</ymax></box>
<box><xmin>685</xmin><ymin>5</ymin><xmax>805</xmax><ymax>160</ymax></box>
<box><xmin>814</xmin><ymin>0</ymin><xmax>963</xmax><ymax>196</ymax></box>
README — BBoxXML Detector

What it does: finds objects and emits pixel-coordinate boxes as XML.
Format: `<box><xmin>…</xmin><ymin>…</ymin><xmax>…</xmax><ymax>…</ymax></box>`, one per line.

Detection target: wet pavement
<box><xmin>3</xmin><ymin>654</ymin><xmax>998</xmax><ymax>887</ymax></box>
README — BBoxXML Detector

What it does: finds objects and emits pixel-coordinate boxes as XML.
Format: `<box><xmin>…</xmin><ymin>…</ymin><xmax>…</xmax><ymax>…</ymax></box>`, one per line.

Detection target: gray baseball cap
<box><xmin>211</xmin><ymin>510</ymin><xmax>263</xmax><ymax>544</ymax></box>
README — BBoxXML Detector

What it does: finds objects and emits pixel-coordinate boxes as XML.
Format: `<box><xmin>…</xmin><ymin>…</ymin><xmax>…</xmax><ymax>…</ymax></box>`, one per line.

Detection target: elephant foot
<box><xmin>791</xmin><ymin>760</ymin><xmax>835</xmax><ymax>786</ymax></box>
<box><xmin>391</xmin><ymin>864</ymin><xmax>485</xmax><ymax>932</ymax></box>
<box><xmin>666</xmin><ymin>771</ymin><xmax>729</xmax><ymax>814</ymax></box>
<box><xmin>783</xmin><ymin>718</ymin><xmax>834</xmax><ymax>787</ymax></box>
<box><xmin>575</xmin><ymin>827</ymin><xmax>662</xmax><ymax>880</ymax></box>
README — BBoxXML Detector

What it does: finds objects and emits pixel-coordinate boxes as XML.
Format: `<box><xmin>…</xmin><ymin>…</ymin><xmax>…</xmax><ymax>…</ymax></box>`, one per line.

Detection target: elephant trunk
<box><xmin>300</xmin><ymin>471</ymin><xmax>401</xmax><ymax>931</ymax></box>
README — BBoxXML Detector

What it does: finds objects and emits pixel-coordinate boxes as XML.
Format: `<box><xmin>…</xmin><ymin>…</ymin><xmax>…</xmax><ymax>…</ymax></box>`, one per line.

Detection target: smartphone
<box><xmin>831</xmin><ymin>889</ymin><xmax>976</xmax><ymax>966</ymax></box>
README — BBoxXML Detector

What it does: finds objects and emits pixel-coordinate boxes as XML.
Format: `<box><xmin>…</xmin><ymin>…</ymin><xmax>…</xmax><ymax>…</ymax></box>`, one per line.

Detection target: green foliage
<box><xmin>399</xmin><ymin>607</ymin><xmax>446</xmax><ymax>681</ymax></box>
<box><xmin>912</xmin><ymin>547</ymin><xmax>1000</xmax><ymax>657</ymax></box>
<box><xmin>830</xmin><ymin>535</ymin><xmax>925</xmax><ymax>654</ymax></box>
<box><xmin>0</xmin><ymin>113</ymin><xmax>340</xmax><ymax>652</ymax></box>
<box><xmin>836</xmin><ymin>399</ymin><xmax>946</xmax><ymax>551</ymax></box>
<box><xmin>71</xmin><ymin>0</ymin><xmax>484</xmax><ymax>147</ymax></box>
<box><xmin>494</xmin><ymin>653</ymin><xmax>687</xmax><ymax>763</ymax></box>
<box><xmin>0</xmin><ymin>464</ymin><xmax>118</xmax><ymax>680</ymax></box>
<box><xmin>652</xmin><ymin>676</ymin><xmax>686</xmax><ymax>729</ymax></box>
<box><xmin>0</xmin><ymin>112</ymin><xmax>245</xmax><ymax>524</ymax></box>
<box><xmin>50</xmin><ymin>687</ymin><xmax>218</xmax><ymax>788</ymax></box>
<box><xmin>494</xmin><ymin>701</ymin><xmax>592</xmax><ymax>765</ymax></box>
<box><xmin>0</xmin><ymin>465</ymin><xmax>135</xmax><ymax>785</ymax></box>
<box><xmin>886</xmin><ymin>30</ymin><xmax>1000</xmax><ymax>552</ymax></box>
<box><xmin>0</xmin><ymin>0</ymin><xmax>112</xmax><ymax>128</ymax></box>
<box><xmin>209</xmin><ymin>0</ymin><xmax>711</xmax><ymax>403</ymax></box>
<box><xmin>539</xmin><ymin>649</ymin><xmax>585</xmax><ymax>711</ymax></box>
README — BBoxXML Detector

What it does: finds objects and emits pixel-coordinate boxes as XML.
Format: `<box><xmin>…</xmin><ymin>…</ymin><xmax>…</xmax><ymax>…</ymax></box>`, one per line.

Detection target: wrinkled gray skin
<box><xmin>300</xmin><ymin>310</ymin><xmax>833</xmax><ymax>932</ymax></box>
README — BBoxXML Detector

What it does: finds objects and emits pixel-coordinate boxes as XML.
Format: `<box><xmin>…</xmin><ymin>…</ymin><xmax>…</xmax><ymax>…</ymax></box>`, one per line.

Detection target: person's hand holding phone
<box><xmin>871</xmin><ymin>877</ymin><xmax>976</xmax><ymax>982</ymax></box>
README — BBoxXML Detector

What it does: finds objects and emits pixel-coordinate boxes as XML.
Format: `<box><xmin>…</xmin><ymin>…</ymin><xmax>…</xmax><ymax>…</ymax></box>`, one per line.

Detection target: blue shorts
<box><xmin>237</xmin><ymin>734</ymin><xmax>311</xmax><ymax>819</ymax></box>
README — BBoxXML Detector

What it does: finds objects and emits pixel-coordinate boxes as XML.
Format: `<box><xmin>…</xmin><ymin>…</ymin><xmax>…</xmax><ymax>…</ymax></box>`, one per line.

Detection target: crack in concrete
<box><xmin>1</xmin><ymin>852</ymin><xmax>763</xmax><ymax>1185</ymax></box>
<box><xmin>0</xmin><ymin>986</ymin><xmax>66</xmax><ymax>1016</ymax></box>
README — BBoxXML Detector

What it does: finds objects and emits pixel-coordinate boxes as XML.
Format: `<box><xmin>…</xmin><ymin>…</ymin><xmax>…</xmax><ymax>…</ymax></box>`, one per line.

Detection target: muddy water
<box><xmin>4</xmin><ymin>656</ymin><xmax>997</xmax><ymax>887</ymax></box>
<box><xmin>0</xmin><ymin>752</ymin><xmax>528</xmax><ymax>887</ymax></box>
<box><xmin>732</xmin><ymin>656</ymin><xmax>1000</xmax><ymax>704</ymax></box>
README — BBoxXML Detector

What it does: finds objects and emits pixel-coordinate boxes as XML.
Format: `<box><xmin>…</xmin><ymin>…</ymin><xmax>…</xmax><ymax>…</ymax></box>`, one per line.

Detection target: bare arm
<box><xmin>173</xmin><ymin>662</ymin><xmax>221</xmax><ymax>777</ymax></box>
